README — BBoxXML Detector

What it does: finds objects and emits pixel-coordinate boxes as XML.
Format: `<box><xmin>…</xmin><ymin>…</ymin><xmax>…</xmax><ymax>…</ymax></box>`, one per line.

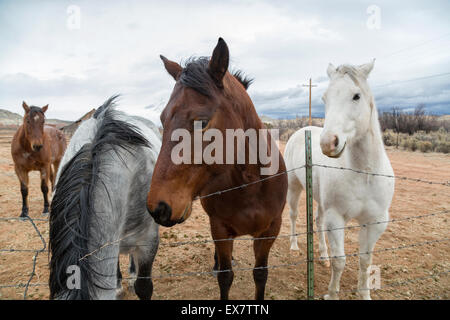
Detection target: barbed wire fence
<box><xmin>1</xmin><ymin>157</ymin><xmax>449</xmax><ymax>299</ymax></box>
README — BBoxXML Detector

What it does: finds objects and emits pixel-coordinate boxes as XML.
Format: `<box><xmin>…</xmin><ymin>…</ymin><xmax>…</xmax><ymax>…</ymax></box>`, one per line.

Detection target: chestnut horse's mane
<box><xmin>180</xmin><ymin>57</ymin><xmax>253</xmax><ymax>97</ymax></box>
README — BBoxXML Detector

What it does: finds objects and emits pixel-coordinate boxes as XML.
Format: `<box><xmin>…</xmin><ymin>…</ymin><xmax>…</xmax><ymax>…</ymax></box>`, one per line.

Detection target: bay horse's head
<box><xmin>320</xmin><ymin>60</ymin><xmax>375</xmax><ymax>158</ymax></box>
<box><xmin>22</xmin><ymin>101</ymin><xmax>48</xmax><ymax>152</ymax></box>
<box><xmin>147</xmin><ymin>38</ymin><xmax>257</xmax><ymax>227</ymax></box>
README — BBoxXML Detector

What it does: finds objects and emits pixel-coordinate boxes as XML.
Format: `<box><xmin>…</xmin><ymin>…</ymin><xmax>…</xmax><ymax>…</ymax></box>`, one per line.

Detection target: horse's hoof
<box><xmin>42</xmin><ymin>207</ymin><xmax>49</xmax><ymax>214</ymax></box>
<box><xmin>128</xmin><ymin>273</ymin><xmax>136</xmax><ymax>293</ymax></box>
<box><xmin>357</xmin><ymin>291</ymin><xmax>371</xmax><ymax>300</ymax></box>
<box><xmin>290</xmin><ymin>243</ymin><xmax>300</xmax><ymax>251</ymax></box>
<box><xmin>116</xmin><ymin>286</ymin><xmax>125</xmax><ymax>299</ymax></box>
<box><xmin>324</xmin><ymin>293</ymin><xmax>339</xmax><ymax>300</ymax></box>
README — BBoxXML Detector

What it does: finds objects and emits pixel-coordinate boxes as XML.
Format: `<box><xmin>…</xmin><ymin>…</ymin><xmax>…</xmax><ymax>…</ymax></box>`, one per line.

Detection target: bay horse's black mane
<box><xmin>180</xmin><ymin>57</ymin><xmax>253</xmax><ymax>97</ymax></box>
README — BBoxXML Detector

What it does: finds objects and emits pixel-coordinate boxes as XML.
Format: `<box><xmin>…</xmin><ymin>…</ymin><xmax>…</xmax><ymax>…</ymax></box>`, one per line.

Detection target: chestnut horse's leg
<box><xmin>252</xmin><ymin>215</ymin><xmax>282</xmax><ymax>300</ymax></box>
<box><xmin>15</xmin><ymin>166</ymin><xmax>29</xmax><ymax>218</ymax></box>
<box><xmin>52</xmin><ymin>160</ymin><xmax>61</xmax><ymax>191</ymax></box>
<box><xmin>213</xmin><ymin>238</ymin><xmax>234</xmax><ymax>300</ymax></box>
<box><xmin>40</xmin><ymin>165</ymin><xmax>50</xmax><ymax>215</ymax></box>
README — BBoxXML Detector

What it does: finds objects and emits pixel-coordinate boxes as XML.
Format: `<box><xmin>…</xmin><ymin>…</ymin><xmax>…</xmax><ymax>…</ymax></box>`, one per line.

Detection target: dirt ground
<box><xmin>0</xmin><ymin>128</ymin><xmax>449</xmax><ymax>300</ymax></box>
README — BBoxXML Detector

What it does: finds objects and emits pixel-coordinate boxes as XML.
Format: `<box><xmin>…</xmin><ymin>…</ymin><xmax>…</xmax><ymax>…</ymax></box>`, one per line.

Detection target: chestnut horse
<box><xmin>11</xmin><ymin>102</ymin><xmax>67</xmax><ymax>217</ymax></box>
<box><xmin>147</xmin><ymin>38</ymin><xmax>287</xmax><ymax>300</ymax></box>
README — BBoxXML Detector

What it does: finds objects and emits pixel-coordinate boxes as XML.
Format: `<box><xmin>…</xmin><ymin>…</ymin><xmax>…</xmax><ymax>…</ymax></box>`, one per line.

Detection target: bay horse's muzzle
<box><xmin>147</xmin><ymin>201</ymin><xmax>183</xmax><ymax>227</ymax></box>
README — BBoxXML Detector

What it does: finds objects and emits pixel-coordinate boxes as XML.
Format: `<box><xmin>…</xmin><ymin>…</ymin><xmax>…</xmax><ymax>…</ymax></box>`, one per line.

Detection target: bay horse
<box><xmin>49</xmin><ymin>96</ymin><xmax>161</xmax><ymax>299</ymax></box>
<box><xmin>11</xmin><ymin>102</ymin><xmax>67</xmax><ymax>217</ymax></box>
<box><xmin>147</xmin><ymin>38</ymin><xmax>288</xmax><ymax>300</ymax></box>
<box><xmin>284</xmin><ymin>60</ymin><xmax>394</xmax><ymax>299</ymax></box>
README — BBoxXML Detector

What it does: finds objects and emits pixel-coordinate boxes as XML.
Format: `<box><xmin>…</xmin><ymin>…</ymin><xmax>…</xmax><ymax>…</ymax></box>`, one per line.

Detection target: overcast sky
<box><xmin>1</xmin><ymin>0</ymin><xmax>449</xmax><ymax>124</ymax></box>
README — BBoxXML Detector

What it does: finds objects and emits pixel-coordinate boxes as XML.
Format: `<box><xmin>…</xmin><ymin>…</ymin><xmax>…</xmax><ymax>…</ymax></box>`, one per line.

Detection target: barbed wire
<box><xmin>114</xmin><ymin>209</ymin><xmax>448</xmax><ymax>249</ymax></box>
<box><xmin>118</xmin><ymin>237</ymin><xmax>450</xmax><ymax>281</ymax></box>
<box><xmin>312</xmin><ymin>163</ymin><xmax>450</xmax><ymax>186</ymax></box>
<box><xmin>1</xmin><ymin>161</ymin><xmax>448</xmax><ymax>298</ymax></box>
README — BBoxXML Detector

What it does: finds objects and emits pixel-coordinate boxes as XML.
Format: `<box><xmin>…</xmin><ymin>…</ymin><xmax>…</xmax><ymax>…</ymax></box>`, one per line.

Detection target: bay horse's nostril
<box><xmin>147</xmin><ymin>201</ymin><xmax>176</xmax><ymax>227</ymax></box>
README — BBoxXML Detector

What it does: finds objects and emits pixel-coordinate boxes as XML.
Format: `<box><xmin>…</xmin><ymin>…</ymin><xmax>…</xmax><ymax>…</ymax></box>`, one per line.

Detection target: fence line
<box><xmin>101</xmin><ymin>237</ymin><xmax>450</xmax><ymax>281</ymax></box>
<box><xmin>1</xmin><ymin>159</ymin><xmax>448</xmax><ymax>299</ymax></box>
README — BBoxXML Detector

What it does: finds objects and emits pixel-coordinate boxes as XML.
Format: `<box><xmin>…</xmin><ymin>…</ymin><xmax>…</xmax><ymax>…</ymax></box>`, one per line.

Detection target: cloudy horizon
<box><xmin>1</xmin><ymin>0</ymin><xmax>449</xmax><ymax>125</ymax></box>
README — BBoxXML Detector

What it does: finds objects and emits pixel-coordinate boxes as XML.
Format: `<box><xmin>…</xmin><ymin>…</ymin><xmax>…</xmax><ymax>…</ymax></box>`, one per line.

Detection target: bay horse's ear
<box><xmin>160</xmin><ymin>55</ymin><xmax>182</xmax><ymax>81</ymax></box>
<box><xmin>208</xmin><ymin>37</ymin><xmax>229</xmax><ymax>88</ymax></box>
<box><xmin>41</xmin><ymin>104</ymin><xmax>48</xmax><ymax>113</ymax></box>
<box><xmin>22</xmin><ymin>101</ymin><xmax>30</xmax><ymax>113</ymax></box>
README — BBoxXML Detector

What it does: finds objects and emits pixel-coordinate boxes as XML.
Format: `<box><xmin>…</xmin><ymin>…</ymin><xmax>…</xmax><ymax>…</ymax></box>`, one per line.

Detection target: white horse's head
<box><xmin>320</xmin><ymin>60</ymin><xmax>375</xmax><ymax>158</ymax></box>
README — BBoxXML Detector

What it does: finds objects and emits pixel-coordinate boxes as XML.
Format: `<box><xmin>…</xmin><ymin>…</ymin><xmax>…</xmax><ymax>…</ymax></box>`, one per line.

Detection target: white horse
<box><xmin>284</xmin><ymin>60</ymin><xmax>394</xmax><ymax>300</ymax></box>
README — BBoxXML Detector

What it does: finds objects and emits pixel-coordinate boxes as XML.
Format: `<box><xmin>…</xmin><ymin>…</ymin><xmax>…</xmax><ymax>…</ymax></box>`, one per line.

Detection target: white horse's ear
<box><xmin>327</xmin><ymin>63</ymin><xmax>336</xmax><ymax>78</ymax></box>
<box><xmin>359</xmin><ymin>59</ymin><xmax>375</xmax><ymax>78</ymax></box>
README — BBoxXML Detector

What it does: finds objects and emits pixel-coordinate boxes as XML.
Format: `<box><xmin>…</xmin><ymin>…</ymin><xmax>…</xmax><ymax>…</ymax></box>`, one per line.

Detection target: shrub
<box><xmin>418</xmin><ymin>141</ymin><xmax>432</xmax><ymax>153</ymax></box>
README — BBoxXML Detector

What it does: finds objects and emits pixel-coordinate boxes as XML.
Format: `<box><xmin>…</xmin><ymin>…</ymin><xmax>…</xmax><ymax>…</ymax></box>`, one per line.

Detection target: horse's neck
<box><xmin>344</xmin><ymin>109</ymin><xmax>387</xmax><ymax>173</ymax></box>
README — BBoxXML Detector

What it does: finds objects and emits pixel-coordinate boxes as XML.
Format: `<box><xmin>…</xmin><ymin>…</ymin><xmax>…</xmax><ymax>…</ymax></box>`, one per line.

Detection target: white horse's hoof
<box><xmin>290</xmin><ymin>242</ymin><xmax>300</xmax><ymax>251</ymax></box>
<box><xmin>324</xmin><ymin>293</ymin><xmax>339</xmax><ymax>300</ymax></box>
<box><xmin>358</xmin><ymin>291</ymin><xmax>371</xmax><ymax>300</ymax></box>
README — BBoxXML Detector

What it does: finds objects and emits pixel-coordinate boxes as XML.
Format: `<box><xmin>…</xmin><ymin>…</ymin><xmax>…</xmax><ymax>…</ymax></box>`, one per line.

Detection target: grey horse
<box><xmin>49</xmin><ymin>96</ymin><xmax>161</xmax><ymax>299</ymax></box>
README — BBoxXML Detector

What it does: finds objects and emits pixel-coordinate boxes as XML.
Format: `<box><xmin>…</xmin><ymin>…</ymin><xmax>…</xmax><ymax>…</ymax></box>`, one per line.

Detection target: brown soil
<box><xmin>0</xmin><ymin>130</ymin><xmax>449</xmax><ymax>300</ymax></box>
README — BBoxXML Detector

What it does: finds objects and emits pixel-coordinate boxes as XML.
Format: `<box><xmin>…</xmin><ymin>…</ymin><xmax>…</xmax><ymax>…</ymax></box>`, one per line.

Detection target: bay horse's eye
<box><xmin>353</xmin><ymin>93</ymin><xmax>360</xmax><ymax>101</ymax></box>
<box><xmin>196</xmin><ymin>119</ymin><xmax>209</xmax><ymax>130</ymax></box>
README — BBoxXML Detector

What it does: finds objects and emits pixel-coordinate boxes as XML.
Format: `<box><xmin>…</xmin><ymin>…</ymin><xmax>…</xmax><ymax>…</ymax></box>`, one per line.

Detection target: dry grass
<box><xmin>383</xmin><ymin>129</ymin><xmax>450</xmax><ymax>154</ymax></box>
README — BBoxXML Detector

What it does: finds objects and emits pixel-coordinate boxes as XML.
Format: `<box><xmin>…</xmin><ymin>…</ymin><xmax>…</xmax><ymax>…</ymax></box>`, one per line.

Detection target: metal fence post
<box><xmin>305</xmin><ymin>130</ymin><xmax>314</xmax><ymax>300</ymax></box>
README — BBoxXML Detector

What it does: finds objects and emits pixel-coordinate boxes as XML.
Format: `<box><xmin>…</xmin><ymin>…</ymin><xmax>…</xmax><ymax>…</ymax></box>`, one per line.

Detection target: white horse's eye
<box><xmin>353</xmin><ymin>93</ymin><xmax>360</xmax><ymax>101</ymax></box>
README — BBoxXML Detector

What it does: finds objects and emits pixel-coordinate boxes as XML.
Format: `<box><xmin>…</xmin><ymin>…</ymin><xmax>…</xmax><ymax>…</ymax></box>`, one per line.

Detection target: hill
<box><xmin>0</xmin><ymin>108</ymin><xmax>71</xmax><ymax>129</ymax></box>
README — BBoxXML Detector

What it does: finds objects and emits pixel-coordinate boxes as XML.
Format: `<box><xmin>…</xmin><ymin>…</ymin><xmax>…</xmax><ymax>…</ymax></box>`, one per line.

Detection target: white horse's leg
<box><xmin>324</xmin><ymin>211</ymin><xmax>346</xmax><ymax>300</ymax></box>
<box><xmin>287</xmin><ymin>174</ymin><xmax>302</xmax><ymax>250</ymax></box>
<box><xmin>357</xmin><ymin>217</ymin><xmax>388</xmax><ymax>300</ymax></box>
<box><xmin>316</xmin><ymin>206</ymin><xmax>330</xmax><ymax>267</ymax></box>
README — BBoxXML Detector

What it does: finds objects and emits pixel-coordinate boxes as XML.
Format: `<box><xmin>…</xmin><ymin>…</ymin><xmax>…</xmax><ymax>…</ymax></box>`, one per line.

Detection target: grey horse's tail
<box><xmin>49</xmin><ymin>96</ymin><xmax>149</xmax><ymax>299</ymax></box>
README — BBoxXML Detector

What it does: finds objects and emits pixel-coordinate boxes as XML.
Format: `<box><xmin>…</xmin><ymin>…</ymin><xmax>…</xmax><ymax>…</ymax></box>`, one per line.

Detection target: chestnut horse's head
<box><xmin>147</xmin><ymin>38</ymin><xmax>257</xmax><ymax>227</ymax></box>
<box><xmin>22</xmin><ymin>102</ymin><xmax>48</xmax><ymax>152</ymax></box>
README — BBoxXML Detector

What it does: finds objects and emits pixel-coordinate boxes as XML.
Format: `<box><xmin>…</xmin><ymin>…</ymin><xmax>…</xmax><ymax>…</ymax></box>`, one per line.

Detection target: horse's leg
<box><xmin>49</xmin><ymin>165</ymin><xmax>55</xmax><ymax>192</ymax></box>
<box><xmin>287</xmin><ymin>174</ymin><xmax>302</xmax><ymax>250</ymax></box>
<box><xmin>116</xmin><ymin>260</ymin><xmax>124</xmax><ymax>297</ymax></box>
<box><xmin>133</xmin><ymin>231</ymin><xmax>159</xmax><ymax>300</ymax></box>
<box><xmin>15</xmin><ymin>166</ymin><xmax>29</xmax><ymax>218</ymax></box>
<box><xmin>213</xmin><ymin>237</ymin><xmax>234</xmax><ymax>300</ymax></box>
<box><xmin>316</xmin><ymin>206</ymin><xmax>330</xmax><ymax>267</ymax></box>
<box><xmin>212</xmin><ymin>249</ymin><xmax>219</xmax><ymax>272</ymax></box>
<box><xmin>324</xmin><ymin>210</ymin><xmax>346</xmax><ymax>300</ymax></box>
<box><xmin>128</xmin><ymin>254</ymin><xmax>137</xmax><ymax>290</ymax></box>
<box><xmin>253</xmin><ymin>215</ymin><xmax>281</xmax><ymax>300</ymax></box>
<box><xmin>39</xmin><ymin>165</ymin><xmax>50</xmax><ymax>215</ymax></box>
<box><xmin>52</xmin><ymin>160</ymin><xmax>61</xmax><ymax>191</ymax></box>
<box><xmin>357</xmin><ymin>216</ymin><xmax>388</xmax><ymax>300</ymax></box>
